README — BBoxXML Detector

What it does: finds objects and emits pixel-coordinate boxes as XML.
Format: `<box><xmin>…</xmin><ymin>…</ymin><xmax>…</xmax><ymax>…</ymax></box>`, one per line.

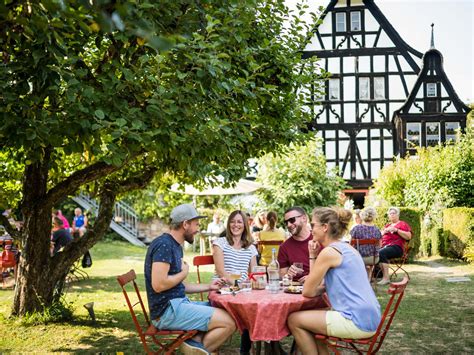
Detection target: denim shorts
<box><xmin>152</xmin><ymin>297</ymin><xmax>215</xmax><ymax>332</ymax></box>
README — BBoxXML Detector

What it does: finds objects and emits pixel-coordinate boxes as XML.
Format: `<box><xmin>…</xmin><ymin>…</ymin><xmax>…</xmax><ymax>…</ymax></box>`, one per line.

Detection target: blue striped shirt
<box><xmin>212</xmin><ymin>237</ymin><xmax>258</xmax><ymax>280</ymax></box>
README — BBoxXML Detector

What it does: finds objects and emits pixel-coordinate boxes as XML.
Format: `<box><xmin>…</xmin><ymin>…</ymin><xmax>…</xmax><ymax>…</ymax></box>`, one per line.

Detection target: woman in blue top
<box><xmin>288</xmin><ymin>207</ymin><xmax>381</xmax><ymax>354</ymax></box>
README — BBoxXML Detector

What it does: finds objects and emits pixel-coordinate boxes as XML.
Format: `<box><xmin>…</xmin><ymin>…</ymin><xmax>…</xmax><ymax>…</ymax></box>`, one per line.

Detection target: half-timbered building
<box><xmin>301</xmin><ymin>0</ymin><xmax>470</xmax><ymax>203</ymax></box>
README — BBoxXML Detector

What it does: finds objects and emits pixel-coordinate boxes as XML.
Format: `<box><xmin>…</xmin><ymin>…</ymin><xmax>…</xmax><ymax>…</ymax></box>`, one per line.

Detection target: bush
<box><xmin>374</xmin><ymin>207</ymin><xmax>422</xmax><ymax>259</ymax></box>
<box><xmin>443</xmin><ymin>207</ymin><xmax>474</xmax><ymax>262</ymax></box>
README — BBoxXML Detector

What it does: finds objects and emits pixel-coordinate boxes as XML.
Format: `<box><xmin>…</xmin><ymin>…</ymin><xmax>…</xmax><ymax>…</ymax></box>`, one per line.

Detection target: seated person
<box><xmin>207</xmin><ymin>212</ymin><xmax>225</xmax><ymax>235</ymax></box>
<box><xmin>72</xmin><ymin>207</ymin><xmax>88</xmax><ymax>237</ymax></box>
<box><xmin>288</xmin><ymin>207</ymin><xmax>381</xmax><ymax>354</ymax></box>
<box><xmin>258</xmin><ymin>211</ymin><xmax>285</xmax><ymax>266</ymax></box>
<box><xmin>350</xmin><ymin>207</ymin><xmax>382</xmax><ymax>266</ymax></box>
<box><xmin>145</xmin><ymin>204</ymin><xmax>235</xmax><ymax>354</ymax></box>
<box><xmin>51</xmin><ymin>217</ymin><xmax>73</xmax><ymax>255</ymax></box>
<box><xmin>213</xmin><ymin>210</ymin><xmax>258</xmax><ymax>355</ymax></box>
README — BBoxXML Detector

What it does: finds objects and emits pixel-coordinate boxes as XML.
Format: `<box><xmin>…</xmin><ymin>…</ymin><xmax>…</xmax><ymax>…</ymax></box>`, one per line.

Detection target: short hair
<box><xmin>284</xmin><ymin>206</ymin><xmax>307</xmax><ymax>217</ymax></box>
<box><xmin>360</xmin><ymin>207</ymin><xmax>377</xmax><ymax>222</ymax></box>
<box><xmin>387</xmin><ymin>207</ymin><xmax>400</xmax><ymax>216</ymax></box>
<box><xmin>169</xmin><ymin>221</ymin><xmax>184</xmax><ymax>230</ymax></box>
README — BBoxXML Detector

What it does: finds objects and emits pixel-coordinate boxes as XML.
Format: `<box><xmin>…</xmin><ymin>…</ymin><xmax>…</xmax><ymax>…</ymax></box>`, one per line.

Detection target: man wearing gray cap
<box><xmin>145</xmin><ymin>204</ymin><xmax>236</xmax><ymax>355</ymax></box>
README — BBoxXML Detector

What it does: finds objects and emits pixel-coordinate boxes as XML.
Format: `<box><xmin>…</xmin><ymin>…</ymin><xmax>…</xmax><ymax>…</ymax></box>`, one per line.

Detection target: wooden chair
<box><xmin>314</xmin><ymin>277</ymin><xmax>409</xmax><ymax>354</ymax></box>
<box><xmin>256</xmin><ymin>240</ymin><xmax>283</xmax><ymax>266</ymax></box>
<box><xmin>388</xmin><ymin>242</ymin><xmax>410</xmax><ymax>280</ymax></box>
<box><xmin>350</xmin><ymin>238</ymin><xmax>380</xmax><ymax>282</ymax></box>
<box><xmin>117</xmin><ymin>269</ymin><xmax>197</xmax><ymax>354</ymax></box>
<box><xmin>193</xmin><ymin>255</ymin><xmax>215</xmax><ymax>301</ymax></box>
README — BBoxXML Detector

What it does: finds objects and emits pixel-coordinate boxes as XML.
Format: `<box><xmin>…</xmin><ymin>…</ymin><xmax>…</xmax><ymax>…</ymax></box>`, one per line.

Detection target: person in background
<box><xmin>278</xmin><ymin>206</ymin><xmax>321</xmax><ymax>282</ymax></box>
<box><xmin>288</xmin><ymin>207</ymin><xmax>381</xmax><ymax>354</ymax></box>
<box><xmin>207</xmin><ymin>212</ymin><xmax>225</xmax><ymax>235</ymax></box>
<box><xmin>145</xmin><ymin>204</ymin><xmax>236</xmax><ymax>354</ymax></box>
<box><xmin>378</xmin><ymin>207</ymin><xmax>412</xmax><ymax>285</ymax></box>
<box><xmin>212</xmin><ymin>210</ymin><xmax>258</xmax><ymax>355</ymax></box>
<box><xmin>258</xmin><ymin>211</ymin><xmax>285</xmax><ymax>266</ymax></box>
<box><xmin>250</xmin><ymin>210</ymin><xmax>267</xmax><ymax>241</ymax></box>
<box><xmin>353</xmin><ymin>209</ymin><xmax>362</xmax><ymax>227</ymax></box>
<box><xmin>51</xmin><ymin>217</ymin><xmax>73</xmax><ymax>255</ymax></box>
<box><xmin>52</xmin><ymin>209</ymin><xmax>70</xmax><ymax>230</ymax></box>
<box><xmin>350</xmin><ymin>207</ymin><xmax>382</xmax><ymax>278</ymax></box>
<box><xmin>72</xmin><ymin>207</ymin><xmax>88</xmax><ymax>237</ymax></box>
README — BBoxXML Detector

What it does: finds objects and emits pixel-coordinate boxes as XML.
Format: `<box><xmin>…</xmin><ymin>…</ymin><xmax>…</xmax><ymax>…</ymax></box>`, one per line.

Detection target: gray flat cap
<box><xmin>170</xmin><ymin>204</ymin><xmax>206</xmax><ymax>224</ymax></box>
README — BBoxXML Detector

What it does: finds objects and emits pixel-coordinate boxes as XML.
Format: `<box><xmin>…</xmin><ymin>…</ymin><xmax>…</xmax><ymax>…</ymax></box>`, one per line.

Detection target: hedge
<box><xmin>443</xmin><ymin>207</ymin><xmax>474</xmax><ymax>262</ymax></box>
<box><xmin>374</xmin><ymin>207</ymin><xmax>422</xmax><ymax>259</ymax></box>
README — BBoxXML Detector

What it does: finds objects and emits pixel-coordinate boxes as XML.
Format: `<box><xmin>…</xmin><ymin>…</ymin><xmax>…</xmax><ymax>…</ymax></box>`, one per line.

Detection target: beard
<box><xmin>184</xmin><ymin>230</ymin><xmax>196</xmax><ymax>244</ymax></box>
<box><xmin>290</xmin><ymin>223</ymin><xmax>303</xmax><ymax>237</ymax></box>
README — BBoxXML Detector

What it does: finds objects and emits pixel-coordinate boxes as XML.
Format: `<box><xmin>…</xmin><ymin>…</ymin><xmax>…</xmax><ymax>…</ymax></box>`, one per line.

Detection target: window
<box><xmin>427</xmin><ymin>83</ymin><xmax>437</xmax><ymax>97</ymax></box>
<box><xmin>351</xmin><ymin>11</ymin><xmax>361</xmax><ymax>31</ymax></box>
<box><xmin>359</xmin><ymin>77</ymin><xmax>369</xmax><ymax>99</ymax></box>
<box><xmin>336</xmin><ymin>13</ymin><xmax>346</xmax><ymax>32</ymax></box>
<box><xmin>406</xmin><ymin>123</ymin><xmax>421</xmax><ymax>148</ymax></box>
<box><xmin>329</xmin><ymin>79</ymin><xmax>340</xmax><ymax>100</ymax></box>
<box><xmin>374</xmin><ymin>77</ymin><xmax>385</xmax><ymax>99</ymax></box>
<box><xmin>446</xmin><ymin>122</ymin><xmax>460</xmax><ymax>142</ymax></box>
<box><xmin>426</xmin><ymin>122</ymin><xmax>440</xmax><ymax>147</ymax></box>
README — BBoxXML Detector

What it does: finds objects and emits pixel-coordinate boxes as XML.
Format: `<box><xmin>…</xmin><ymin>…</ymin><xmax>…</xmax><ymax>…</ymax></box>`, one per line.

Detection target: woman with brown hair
<box><xmin>258</xmin><ymin>211</ymin><xmax>285</xmax><ymax>265</ymax></box>
<box><xmin>288</xmin><ymin>207</ymin><xmax>381</xmax><ymax>354</ymax></box>
<box><xmin>212</xmin><ymin>210</ymin><xmax>258</xmax><ymax>355</ymax></box>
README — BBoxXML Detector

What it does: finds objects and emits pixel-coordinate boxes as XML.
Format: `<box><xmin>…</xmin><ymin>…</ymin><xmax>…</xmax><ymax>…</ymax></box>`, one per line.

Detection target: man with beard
<box><xmin>277</xmin><ymin>206</ymin><xmax>322</xmax><ymax>283</ymax></box>
<box><xmin>144</xmin><ymin>204</ymin><xmax>236</xmax><ymax>355</ymax></box>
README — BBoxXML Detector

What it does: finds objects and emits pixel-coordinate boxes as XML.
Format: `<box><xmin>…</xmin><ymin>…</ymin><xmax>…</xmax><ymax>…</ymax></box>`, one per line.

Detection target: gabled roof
<box><xmin>394</xmin><ymin>49</ymin><xmax>471</xmax><ymax>116</ymax></box>
<box><xmin>304</xmin><ymin>0</ymin><xmax>423</xmax><ymax>72</ymax></box>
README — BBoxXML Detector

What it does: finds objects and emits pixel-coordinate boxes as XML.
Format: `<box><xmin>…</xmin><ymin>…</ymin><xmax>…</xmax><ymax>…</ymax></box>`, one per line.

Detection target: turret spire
<box><xmin>430</xmin><ymin>23</ymin><xmax>435</xmax><ymax>49</ymax></box>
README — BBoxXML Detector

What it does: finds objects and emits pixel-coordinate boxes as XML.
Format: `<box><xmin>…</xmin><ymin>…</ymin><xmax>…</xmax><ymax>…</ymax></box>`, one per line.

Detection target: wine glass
<box><xmin>228</xmin><ymin>270</ymin><xmax>242</xmax><ymax>287</ymax></box>
<box><xmin>292</xmin><ymin>262</ymin><xmax>304</xmax><ymax>281</ymax></box>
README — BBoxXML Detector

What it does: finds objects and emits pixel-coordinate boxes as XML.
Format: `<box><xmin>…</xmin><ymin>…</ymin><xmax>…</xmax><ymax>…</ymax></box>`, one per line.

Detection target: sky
<box><xmin>286</xmin><ymin>0</ymin><xmax>474</xmax><ymax>104</ymax></box>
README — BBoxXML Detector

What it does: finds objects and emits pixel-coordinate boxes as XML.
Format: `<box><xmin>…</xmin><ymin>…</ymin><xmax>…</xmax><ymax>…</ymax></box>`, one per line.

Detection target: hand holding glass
<box><xmin>292</xmin><ymin>262</ymin><xmax>304</xmax><ymax>278</ymax></box>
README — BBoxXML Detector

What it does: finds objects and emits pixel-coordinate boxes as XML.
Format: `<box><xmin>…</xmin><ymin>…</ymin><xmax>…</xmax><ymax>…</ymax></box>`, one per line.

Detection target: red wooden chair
<box><xmin>117</xmin><ymin>269</ymin><xmax>197</xmax><ymax>354</ymax></box>
<box><xmin>193</xmin><ymin>255</ymin><xmax>215</xmax><ymax>301</ymax></box>
<box><xmin>389</xmin><ymin>242</ymin><xmax>411</xmax><ymax>280</ymax></box>
<box><xmin>314</xmin><ymin>277</ymin><xmax>409</xmax><ymax>354</ymax></box>
<box><xmin>350</xmin><ymin>238</ymin><xmax>380</xmax><ymax>283</ymax></box>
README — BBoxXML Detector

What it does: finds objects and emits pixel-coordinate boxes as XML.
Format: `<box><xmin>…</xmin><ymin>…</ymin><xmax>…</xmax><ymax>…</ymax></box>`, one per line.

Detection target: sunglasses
<box><xmin>284</xmin><ymin>215</ymin><xmax>303</xmax><ymax>225</ymax></box>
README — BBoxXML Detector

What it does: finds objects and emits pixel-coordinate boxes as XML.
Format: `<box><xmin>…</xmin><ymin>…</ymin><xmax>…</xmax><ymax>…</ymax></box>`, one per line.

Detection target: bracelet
<box><xmin>309</xmin><ymin>257</ymin><xmax>317</xmax><ymax>260</ymax></box>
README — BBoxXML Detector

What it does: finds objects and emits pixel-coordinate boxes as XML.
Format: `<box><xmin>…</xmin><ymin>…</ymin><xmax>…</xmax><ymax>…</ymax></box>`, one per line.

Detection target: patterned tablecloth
<box><xmin>209</xmin><ymin>289</ymin><xmax>328</xmax><ymax>341</ymax></box>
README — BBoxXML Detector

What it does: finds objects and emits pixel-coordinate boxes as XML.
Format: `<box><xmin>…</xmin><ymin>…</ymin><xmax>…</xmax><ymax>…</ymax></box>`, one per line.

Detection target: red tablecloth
<box><xmin>209</xmin><ymin>289</ymin><xmax>328</xmax><ymax>341</ymax></box>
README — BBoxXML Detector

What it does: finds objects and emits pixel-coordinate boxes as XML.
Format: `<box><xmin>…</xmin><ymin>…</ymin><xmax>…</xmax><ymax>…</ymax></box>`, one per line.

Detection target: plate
<box><xmin>284</xmin><ymin>286</ymin><xmax>303</xmax><ymax>294</ymax></box>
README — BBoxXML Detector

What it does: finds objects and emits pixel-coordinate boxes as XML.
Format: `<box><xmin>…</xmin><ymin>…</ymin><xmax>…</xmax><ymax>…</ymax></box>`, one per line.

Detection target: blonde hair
<box><xmin>312</xmin><ymin>207</ymin><xmax>352</xmax><ymax>239</ymax></box>
<box><xmin>360</xmin><ymin>207</ymin><xmax>377</xmax><ymax>223</ymax></box>
<box><xmin>387</xmin><ymin>207</ymin><xmax>400</xmax><ymax>216</ymax></box>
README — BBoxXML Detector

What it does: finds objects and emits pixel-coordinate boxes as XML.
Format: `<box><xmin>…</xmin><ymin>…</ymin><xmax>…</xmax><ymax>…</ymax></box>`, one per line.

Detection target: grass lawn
<box><xmin>0</xmin><ymin>240</ymin><xmax>473</xmax><ymax>353</ymax></box>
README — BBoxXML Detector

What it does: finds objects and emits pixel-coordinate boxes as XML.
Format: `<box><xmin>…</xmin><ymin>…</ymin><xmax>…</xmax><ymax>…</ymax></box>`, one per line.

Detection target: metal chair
<box><xmin>350</xmin><ymin>238</ymin><xmax>380</xmax><ymax>282</ymax></box>
<box><xmin>117</xmin><ymin>269</ymin><xmax>197</xmax><ymax>354</ymax></box>
<box><xmin>314</xmin><ymin>277</ymin><xmax>409</xmax><ymax>354</ymax></box>
<box><xmin>389</xmin><ymin>243</ymin><xmax>411</xmax><ymax>280</ymax></box>
<box><xmin>193</xmin><ymin>255</ymin><xmax>215</xmax><ymax>301</ymax></box>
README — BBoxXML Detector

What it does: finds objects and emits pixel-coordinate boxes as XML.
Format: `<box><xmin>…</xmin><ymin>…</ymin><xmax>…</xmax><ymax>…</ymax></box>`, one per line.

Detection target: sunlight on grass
<box><xmin>1</xmin><ymin>240</ymin><xmax>473</xmax><ymax>353</ymax></box>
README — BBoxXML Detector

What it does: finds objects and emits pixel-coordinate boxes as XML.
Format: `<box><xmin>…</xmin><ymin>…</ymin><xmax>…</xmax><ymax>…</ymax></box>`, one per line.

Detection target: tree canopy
<box><xmin>255</xmin><ymin>137</ymin><xmax>346</xmax><ymax>216</ymax></box>
<box><xmin>0</xmin><ymin>0</ymin><xmax>323</xmax><ymax>315</ymax></box>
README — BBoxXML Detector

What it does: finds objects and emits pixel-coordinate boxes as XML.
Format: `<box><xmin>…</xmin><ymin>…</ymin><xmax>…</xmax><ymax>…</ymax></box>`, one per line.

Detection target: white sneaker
<box><xmin>377</xmin><ymin>279</ymin><xmax>390</xmax><ymax>285</ymax></box>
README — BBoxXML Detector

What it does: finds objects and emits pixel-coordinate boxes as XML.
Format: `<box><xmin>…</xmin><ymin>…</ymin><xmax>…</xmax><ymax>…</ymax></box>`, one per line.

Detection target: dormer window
<box><xmin>336</xmin><ymin>13</ymin><xmax>346</xmax><ymax>32</ymax></box>
<box><xmin>351</xmin><ymin>12</ymin><xmax>361</xmax><ymax>31</ymax></box>
<box><xmin>427</xmin><ymin>83</ymin><xmax>437</xmax><ymax>97</ymax></box>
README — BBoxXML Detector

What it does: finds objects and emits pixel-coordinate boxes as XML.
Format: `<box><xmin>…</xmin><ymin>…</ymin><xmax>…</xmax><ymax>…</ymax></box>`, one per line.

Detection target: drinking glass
<box><xmin>228</xmin><ymin>270</ymin><xmax>242</xmax><ymax>286</ymax></box>
<box><xmin>292</xmin><ymin>262</ymin><xmax>304</xmax><ymax>279</ymax></box>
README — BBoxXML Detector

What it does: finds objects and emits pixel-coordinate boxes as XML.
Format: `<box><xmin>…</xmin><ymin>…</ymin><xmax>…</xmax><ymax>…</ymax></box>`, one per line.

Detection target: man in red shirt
<box><xmin>278</xmin><ymin>206</ymin><xmax>321</xmax><ymax>283</ymax></box>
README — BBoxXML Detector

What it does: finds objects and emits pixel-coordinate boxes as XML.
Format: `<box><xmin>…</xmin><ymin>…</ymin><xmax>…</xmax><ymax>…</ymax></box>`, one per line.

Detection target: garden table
<box><xmin>209</xmin><ymin>288</ymin><xmax>329</xmax><ymax>354</ymax></box>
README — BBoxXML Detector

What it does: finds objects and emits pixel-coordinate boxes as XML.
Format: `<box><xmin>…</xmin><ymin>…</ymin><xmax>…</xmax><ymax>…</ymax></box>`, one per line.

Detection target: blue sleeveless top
<box><xmin>324</xmin><ymin>241</ymin><xmax>381</xmax><ymax>332</ymax></box>
<box><xmin>74</xmin><ymin>215</ymin><xmax>85</xmax><ymax>228</ymax></box>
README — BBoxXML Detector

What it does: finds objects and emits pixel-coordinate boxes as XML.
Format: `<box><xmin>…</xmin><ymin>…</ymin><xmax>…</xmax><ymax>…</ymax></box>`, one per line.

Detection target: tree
<box><xmin>0</xmin><ymin>0</ymin><xmax>323</xmax><ymax>315</ymax></box>
<box><xmin>255</xmin><ymin>137</ymin><xmax>346</xmax><ymax>216</ymax></box>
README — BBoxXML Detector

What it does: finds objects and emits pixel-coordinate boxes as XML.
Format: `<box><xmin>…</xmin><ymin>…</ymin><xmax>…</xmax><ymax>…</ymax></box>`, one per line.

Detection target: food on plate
<box><xmin>285</xmin><ymin>285</ymin><xmax>303</xmax><ymax>293</ymax></box>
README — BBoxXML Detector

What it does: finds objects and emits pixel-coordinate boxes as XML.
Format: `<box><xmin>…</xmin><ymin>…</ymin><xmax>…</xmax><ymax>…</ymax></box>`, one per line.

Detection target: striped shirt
<box><xmin>212</xmin><ymin>237</ymin><xmax>258</xmax><ymax>280</ymax></box>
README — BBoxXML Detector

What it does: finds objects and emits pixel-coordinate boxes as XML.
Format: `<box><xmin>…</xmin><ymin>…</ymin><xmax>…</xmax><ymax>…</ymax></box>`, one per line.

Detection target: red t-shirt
<box><xmin>277</xmin><ymin>234</ymin><xmax>312</xmax><ymax>276</ymax></box>
<box><xmin>381</xmin><ymin>221</ymin><xmax>412</xmax><ymax>249</ymax></box>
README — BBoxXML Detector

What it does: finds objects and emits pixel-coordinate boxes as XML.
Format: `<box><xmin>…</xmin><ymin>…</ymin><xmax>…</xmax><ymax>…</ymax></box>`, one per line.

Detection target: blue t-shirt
<box><xmin>324</xmin><ymin>241</ymin><xmax>381</xmax><ymax>332</ymax></box>
<box><xmin>144</xmin><ymin>233</ymin><xmax>186</xmax><ymax>320</ymax></box>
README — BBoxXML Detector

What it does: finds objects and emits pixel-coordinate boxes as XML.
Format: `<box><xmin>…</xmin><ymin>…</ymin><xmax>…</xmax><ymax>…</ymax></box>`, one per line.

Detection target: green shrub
<box><xmin>443</xmin><ymin>207</ymin><xmax>474</xmax><ymax>262</ymax></box>
<box><xmin>374</xmin><ymin>207</ymin><xmax>422</xmax><ymax>259</ymax></box>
